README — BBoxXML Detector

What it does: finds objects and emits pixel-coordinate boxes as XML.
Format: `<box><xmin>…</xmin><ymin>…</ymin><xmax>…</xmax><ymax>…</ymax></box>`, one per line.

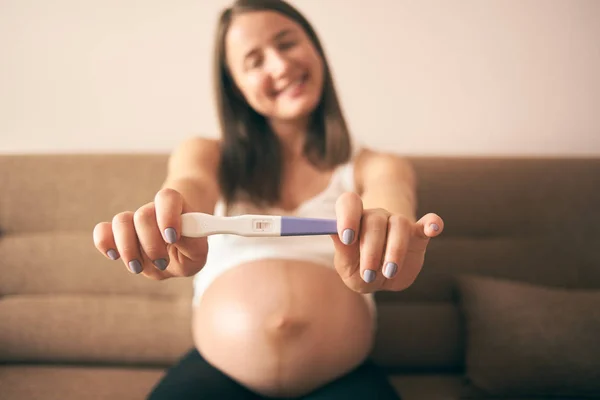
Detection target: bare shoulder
<box><xmin>166</xmin><ymin>136</ymin><xmax>221</xmax><ymax>183</ymax></box>
<box><xmin>354</xmin><ymin>147</ymin><xmax>415</xmax><ymax>192</ymax></box>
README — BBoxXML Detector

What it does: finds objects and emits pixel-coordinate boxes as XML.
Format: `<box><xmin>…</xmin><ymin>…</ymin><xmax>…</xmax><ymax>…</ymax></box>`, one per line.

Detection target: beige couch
<box><xmin>1</xmin><ymin>154</ymin><xmax>599</xmax><ymax>400</ymax></box>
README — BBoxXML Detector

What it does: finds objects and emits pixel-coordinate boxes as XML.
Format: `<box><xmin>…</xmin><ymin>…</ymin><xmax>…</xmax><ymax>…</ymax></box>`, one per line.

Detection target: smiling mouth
<box><xmin>272</xmin><ymin>73</ymin><xmax>309</xmax><ymax>97</ymax></box>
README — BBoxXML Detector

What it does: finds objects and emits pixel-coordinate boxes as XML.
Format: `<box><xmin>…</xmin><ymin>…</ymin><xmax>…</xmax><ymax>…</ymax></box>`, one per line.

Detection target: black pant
<box><xmin>147</xmin><ymin>348</ymin><xmax>401</xmax><ymax>400</ymax></box>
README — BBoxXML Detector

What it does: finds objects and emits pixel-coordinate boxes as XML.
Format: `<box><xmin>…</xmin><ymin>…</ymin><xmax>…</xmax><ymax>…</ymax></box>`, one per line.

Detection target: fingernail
<box><xmin>153</xmin><ymin>258</ymin><xmax>169</xmax><ymax>271</ymax></box>
<box><xmin>128</xmin><ymin>259</ymin><xmax>142</xmax><ymax>274</ymax></box>
<box><xmin>363</xmin><ymin>269</ymin><xmax>376</xmax><ymax>283</ymax></box>
<box><xmin>342</xmin><ymin>229</ymin><xmax>355</xmax><ymax>245</ymax></box>
<box><xmin>430</xmin><ymin>223</ymin><xmax>439</xmax><ymax>232</ymax></box>
<box><xmin>107</xmin><ymin>249</ymin><xmax>118</xmax><ymax>260</ymax></box>
<box><xmin>383</xmin><ymin>262</ymin><xmax>398</xmax><ymax>279</ymax></box>
<box><xmin>164</xmin><ymin>228</ymin><xmax>177</xmax><ymax>244</ymax></box>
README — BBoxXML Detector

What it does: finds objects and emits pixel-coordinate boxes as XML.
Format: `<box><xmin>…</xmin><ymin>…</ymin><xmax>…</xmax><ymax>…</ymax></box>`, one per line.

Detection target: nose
<box><xmin>264</xmin><ymin>49</ymin><xmax>290</xmax><ymax>78</ymax></box>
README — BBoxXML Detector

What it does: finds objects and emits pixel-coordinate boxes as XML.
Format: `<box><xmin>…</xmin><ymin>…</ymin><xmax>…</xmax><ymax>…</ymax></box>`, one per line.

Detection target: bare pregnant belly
<box><xmin>192</xmin><ymin>259</ymin><xmax>376</xmax><ymax>398</ymax></box>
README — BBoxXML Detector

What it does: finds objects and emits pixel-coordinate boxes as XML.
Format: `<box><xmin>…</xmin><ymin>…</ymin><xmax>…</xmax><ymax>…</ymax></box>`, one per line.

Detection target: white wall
<box><xmin>1</xmin><ymin>0</ymin><xmax>599</xmax><ymax>155</ymax></box>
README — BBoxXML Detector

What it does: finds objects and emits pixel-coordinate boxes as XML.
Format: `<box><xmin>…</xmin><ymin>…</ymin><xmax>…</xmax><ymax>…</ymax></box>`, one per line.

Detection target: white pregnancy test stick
<box><xmin>180</xmin><ymin>212</ymin><xmax>338</xmax><ymax>238</ymax></box>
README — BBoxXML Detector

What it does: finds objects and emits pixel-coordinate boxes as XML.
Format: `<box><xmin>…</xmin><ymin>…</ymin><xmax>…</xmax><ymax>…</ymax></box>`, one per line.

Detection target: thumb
<box><xmin>414</xmin><ymin>213</ymin><xmax>444</xmax><ymax>240</ymax></box>
<box><xmin>330</xmin><ymin>232</ymin><xmax>360</xmax><ymax>280</ymax></box>
<box><xmin>173</xmin><ymin>235</ymin><xmax>209</xmax><ymax>265</ymax></box>
<box><xmin>331</xmin><ymin>192</ymin><xmax>363</xmax><ymax>280</ymax></box>
<box><xmin>154</xmin><ymin>188</ymin><xmax>208</xmax><ymax>272</ymax></box>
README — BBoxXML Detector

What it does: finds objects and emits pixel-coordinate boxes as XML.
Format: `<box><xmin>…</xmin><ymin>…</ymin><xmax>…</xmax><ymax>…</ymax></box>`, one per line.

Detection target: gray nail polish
<box><xmin>165</xmin><ymin>227</ymin><xmax>177</xmax><ymax>244</ymax></box>
<box><xmin>153</xmin><ymin>258</ymin><xmax>169</xmax><ymax>271</ymax></box>
<box><xmin>383</xmin><ymin>262</ymin><xmax>398</xmax><ymax>279</ymax></box>
<box><xmin>342</xmin><ymin>229</ymin><xmax>355</xmax><ymax>245</ymax></box>
<box><xmin>430</xmin><ymin>223</ymin><xmax>439</xmax><ymax>232</ymax></box>
<box><xmin>363</xmin><ymin>269</ymin><xmax>376</xmax><ymax>283</ymax></box>
<box><xmin>107</xmin><ymin>249</ymin><xmax>118</xmax><ymax>260</ymax></box>
<box><xmin>128</xmin><ymin>259</ymin><xmax>142</xmax><ymax>274</ymax></box>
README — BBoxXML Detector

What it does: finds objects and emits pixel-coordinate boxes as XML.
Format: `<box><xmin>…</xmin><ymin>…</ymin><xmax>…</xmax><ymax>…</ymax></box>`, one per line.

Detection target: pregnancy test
<box><xmin>180</xmin><ymin>212</ymin><xmax>338</xmax><ymax>237</ymax></box>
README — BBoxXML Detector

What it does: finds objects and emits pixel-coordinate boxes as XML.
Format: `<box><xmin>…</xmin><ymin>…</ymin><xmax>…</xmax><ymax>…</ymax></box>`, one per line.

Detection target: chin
<box><xmin>277</xmin><ymin>97</ymin><xmax>321</xmax><ymax>121</ymax></box>
<box><xmin>278</xmin><ymin>108</ymin><xmax>315</xmax><ymax>122</ymax></box>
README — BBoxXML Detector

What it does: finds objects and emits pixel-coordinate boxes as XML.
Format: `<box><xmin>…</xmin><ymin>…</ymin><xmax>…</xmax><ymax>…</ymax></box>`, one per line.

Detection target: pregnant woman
<box><xmin>92</xmin><ymin>0</ymin><xmax>444</xmax><ymax>398</ymax></box>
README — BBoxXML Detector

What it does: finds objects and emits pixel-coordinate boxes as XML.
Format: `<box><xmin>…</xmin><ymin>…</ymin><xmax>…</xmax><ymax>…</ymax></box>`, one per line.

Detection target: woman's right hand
<box><xmin>92</xmin><ymin>188</ymin><xmax>209</xmax><ymax>280</ymax></box>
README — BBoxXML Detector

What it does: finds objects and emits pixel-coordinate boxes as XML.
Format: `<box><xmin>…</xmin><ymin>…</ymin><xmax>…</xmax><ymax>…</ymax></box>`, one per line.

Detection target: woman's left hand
<box><xmin>331</xmin><ymin>192</ymin><xmax>444</xmax><ymax>293</ymax></box>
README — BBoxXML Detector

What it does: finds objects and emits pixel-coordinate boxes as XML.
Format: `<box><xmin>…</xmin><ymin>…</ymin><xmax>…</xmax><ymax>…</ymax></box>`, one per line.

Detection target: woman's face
<box><xmin>225</xmin><ymin>10</ymin><xmax>324</xmax><ymax>124</ymax></box>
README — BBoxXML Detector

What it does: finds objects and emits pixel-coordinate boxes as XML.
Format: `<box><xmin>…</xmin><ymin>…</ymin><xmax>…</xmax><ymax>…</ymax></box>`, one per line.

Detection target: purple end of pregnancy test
<box><xmin>280</xmin><ymin>217</ymin><xmax>338</xmax><ymax>236</ymax></box>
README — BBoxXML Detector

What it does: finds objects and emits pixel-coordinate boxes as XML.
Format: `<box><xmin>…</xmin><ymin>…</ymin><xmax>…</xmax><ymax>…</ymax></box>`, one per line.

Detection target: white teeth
<box><xmin>276</xmin><ymin>76</ymin><xmax>305</xmax><ymax>95</ymax></box>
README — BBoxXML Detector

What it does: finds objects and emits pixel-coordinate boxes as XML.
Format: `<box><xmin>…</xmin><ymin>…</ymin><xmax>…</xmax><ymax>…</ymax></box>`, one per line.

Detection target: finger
<box><xmin>358</xmin><ymin>210</ymin><xmax>389</xmax><ymax>284</ymax></box>
<box><xmin>169</xmin><ymin>235</ymin><xmax>209</xmax><ymax>272</ymax></box>
<box><xmin>155</xmin><ymin>188</ymin><xmax>208</xmax><ymax>274</ymax></box>
<box><xmin>390</xmin><ymin>247</ymin><xmax>425</xmax><ymax>292</ymax></box>
<box><xmin>137</xmin><ymin>246</ymin><xmax>174</xmax><ymax>281</ymax></box>
<box><xmin>414</xmin><ymin>213</ymin><xmax>444</xmax><ymax>240</ymax></box>
<box><xmin>381</xmin><ymin>215</ymin><xmax>411</xmax><ymax>280</ymax></box>
<box><xmin>133</xmin><ymin>202</ymin><xmax>170</xmax><ymax>271</ymax></box>
<box><xmin>154</xmin><ymin>188</ymin><xmax>183</xmax><ymax>244</ymax></box>
<box><xmin>335</xmin><ymin>192</ymin><xmax>363</xmax><ymax>245</ymax></box>
<box><xmin>331</xmin><ymin>192</ymin><xmax>363</xmax><ymax>280</ymax></box>
<box><xmin>93</xmin><ymin>222</ymin><xmax>120</xmax><ymax>261</ymax></box>
<box><xmin>112</xmin><ymin>211</ymin><xmax>144</xmax><ymax>275</ymax></box>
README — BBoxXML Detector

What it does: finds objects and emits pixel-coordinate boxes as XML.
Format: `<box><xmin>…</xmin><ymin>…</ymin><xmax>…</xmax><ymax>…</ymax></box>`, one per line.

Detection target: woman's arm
<box><xmin>161</xmin><ymin>136</ymin><xmax>221</xmax><ymax>215</ymax></box>
<box><xmin>354</xmin><ymin>149</ymin><xmax>417</xmax><ymax>222</ymax></box>
<box><xmin>93</xmin><ymin>136</ymin><xmax>223</xmax><ymax>280</ymax></box>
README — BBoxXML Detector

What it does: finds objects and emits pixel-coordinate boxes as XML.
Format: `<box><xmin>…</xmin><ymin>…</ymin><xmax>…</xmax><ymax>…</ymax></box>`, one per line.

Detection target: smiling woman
<box><xmin>92</xmin><ymin>0</ymin><xmax>443</xmax><ymax>399</ymax></box>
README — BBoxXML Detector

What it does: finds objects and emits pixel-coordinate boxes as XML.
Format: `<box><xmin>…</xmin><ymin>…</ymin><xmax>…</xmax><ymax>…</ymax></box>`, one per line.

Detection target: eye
<box><xmin>246</xmin><ymin>55</ymin><xmax>263</xmax><ymax>70</ymax></box>
<box><xmin>278</xmin><ymin>40</ymin><xmax>297</xmax><ymax>51</ymax></box>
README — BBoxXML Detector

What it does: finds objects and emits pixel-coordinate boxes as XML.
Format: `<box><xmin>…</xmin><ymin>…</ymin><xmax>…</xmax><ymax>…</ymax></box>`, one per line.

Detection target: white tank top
<box><xmin>191</xmin><ymin>157</ymin><xmax>359</xmax><ymax>304</ymax></box>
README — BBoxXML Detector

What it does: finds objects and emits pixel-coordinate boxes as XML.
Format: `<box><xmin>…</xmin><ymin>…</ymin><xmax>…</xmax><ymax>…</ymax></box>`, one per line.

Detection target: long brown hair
<box><xmin>214</xmin><ymin>0</ymin><xmax>352</xmax><ymax>207</ymax></box>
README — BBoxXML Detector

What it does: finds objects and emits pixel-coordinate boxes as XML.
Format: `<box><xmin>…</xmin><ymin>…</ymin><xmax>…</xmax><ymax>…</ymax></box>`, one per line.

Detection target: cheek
<box><xmin>302</xmin><ymin>49</ymin><xmax>324</xmax><ymax>92</ymax></box>
<box><xmin>242</xmin><ymin>75</ymin><xmax>273</xmax><ymax>109</ymax></box>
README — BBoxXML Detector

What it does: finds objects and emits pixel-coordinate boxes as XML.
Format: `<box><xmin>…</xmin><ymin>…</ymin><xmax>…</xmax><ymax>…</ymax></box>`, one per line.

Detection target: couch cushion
<box><xmin>0</xmin><ymin>365</ymin><xmax>165</xmax><ymax>400</ymax></box>
<box><xmin>0</xmin><ymin>231</ymin><xmax>193</xmax><ymax>298</ymax></box>
<box><xmin>371</xmin><ymin>302</ymin><xmax>463</xmax><ymax>370</ymax></box>
<box><xmin>0</xmin><ymin>366</ymin><xmax>465</xmax><ymax>400</ymax></box>
<box><xmin>0</xmin><ymin>294</ymin><xmax>194</xmax><ymax>365</ymax></box>
<box><xmin>0</xmin><ymin>154</ymin><xmax>169</xmax><ymax>233</ymax></box>
<box><xmin>457</xmin><ymin>275</ymin><xmax>600</xmax><ymax>398</ymax></box>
